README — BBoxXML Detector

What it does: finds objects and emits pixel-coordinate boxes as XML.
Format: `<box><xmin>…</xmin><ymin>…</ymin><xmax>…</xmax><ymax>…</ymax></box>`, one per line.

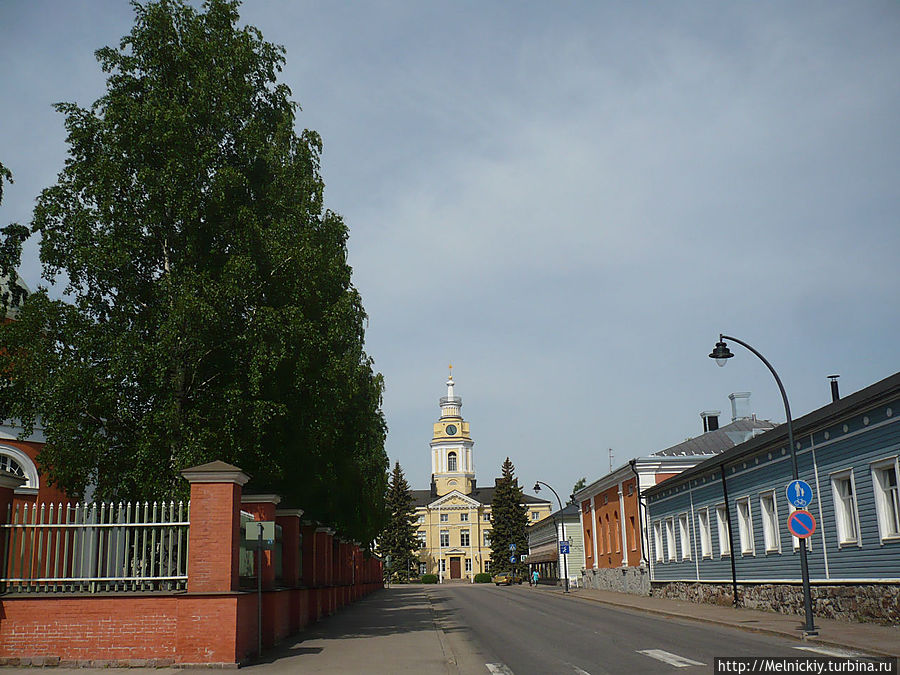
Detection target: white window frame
<box><xmin>678</xmin><ymin>513</ymin><xmax>691</xmax><ymax>560</ymax></box>
<box><xmin>531</xmin><ymin>511</ymin><xmax>540</xmax><ymax>520</ymax></box>
<box><xmin>447</xmin><ymin>452</ymin><xmax>457</xmax><ymax>472</ymax></box>
<box><xmin>460</xmin><ymin>512</ymin><xmax>468</xmax><ymax>522</ymax></box>
<box><xmin>465</xmin><ymin>558</ymin><xmax>472</xmax><ymax>573</ymax></box>
<box><xmin>417</xmin><ymin>530</ymin><xmax>427</xmax><ymax>548</ymax></box>
<box><xmin>417</xmin><ymin>514</ymin><xmax>425</xmax><ymax>524</ymax></box>
<box><xmin>440</xmin><ymin>530</ymin><xmax>449</xmax><ymax>547</ymax></box>
<box><xmin>483</xmin><ymin>512</ymin><xmax>491</xmax><ymax>522</ymax></box>
<box><xmin>831</xmin><ymin>468</ymin><xmax>861</xmax><ymax>546</ymax></box>
<box><xmin>653</xmin><ymin>521</ymin><xmax>663</xmax><ymax>562</ymax></box>
<box><xmin>736</xmin><ymin>497</ymin><xmax>754</xmax><ymax>555</ymax></box>
<box><xmin>871</xmin><ymin>456</ymin><xmax>900</xmax><ymax>542</ymax></box>
<box><xmin>665</xmin><ymin>518</ymin><xmax>676</xmax><ymax>561</ymax></box>
<box><xmin>460</xmin><ymin>529</ymin><xmax>470</xmax><ymax>547</ymax></box>
<box><xmin>715</xmin><ymin>504</ymin><xmax>730</xmax><ymax>557</ymax></box>
<box><xmin>440</xmin><ymin>513</ymin><xmax>449</xmax><ymax>523</ymax></box>
<box><xmin>759</xmin><ymin>490</ymin><xmax>781</xmax><ymax>553</ymax></box>
<box><xmin>439</xmin><ymin>559</ymin><xmax>446</xmax><ymax>572</ymax></box>
<box><xmin>483</xmin><ymin>530</ymin><xmax>491</xmax><ymax>547</ymax></box>
<box><xmin>418</xmin><ymin>562</ymin><xmax>427</xmax><ymax>575</ymax></box>
<box><xmin>697</xmin><ymin>508</ymin><xmax>712</xmax><ymax>559</ymax></box>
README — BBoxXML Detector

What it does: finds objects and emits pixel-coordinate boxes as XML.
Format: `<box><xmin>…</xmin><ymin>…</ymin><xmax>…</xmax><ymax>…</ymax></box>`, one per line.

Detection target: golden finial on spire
<box><xmin>448</xmin><ymin>363</ymin><xmax>453</xmax><ymax>381</ymax></box>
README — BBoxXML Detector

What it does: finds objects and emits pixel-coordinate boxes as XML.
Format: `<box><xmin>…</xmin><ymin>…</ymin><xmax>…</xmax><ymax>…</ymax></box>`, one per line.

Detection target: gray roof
<box><xmin>645</xmin><ymin>371</ymin><xmax>900</xmax><ymax>497</ymax></box>
<box><xmin>651</xmin><ymin>417</ymin><xmax>775</xmax><ymax>457</ymax></box>
<box><xmin>410</xmin><ymin>486</ymin><xmax>550</xmax><ymax>508</ymax></box>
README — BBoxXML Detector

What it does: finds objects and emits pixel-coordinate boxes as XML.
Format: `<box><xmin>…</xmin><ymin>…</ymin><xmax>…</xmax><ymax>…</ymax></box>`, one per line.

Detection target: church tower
<box><xmin>430</xmin><ymin>366</ymin><xmax>475</xmax><ymax>496</ymax></box>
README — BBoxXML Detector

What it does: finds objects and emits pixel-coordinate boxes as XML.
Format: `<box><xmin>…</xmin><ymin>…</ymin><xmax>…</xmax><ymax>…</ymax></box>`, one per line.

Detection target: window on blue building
<box><xmin>871</xmin><ymin>459</ymin><xmax>900</xmax><ymax>541</ymax></box>
<box><xmin>716</xmin><ymin>504</ymin><xmax>730</xmax><ymax>556</ymax></box>
<box><xmin>697</xmin><ymin>508</ymin><xmax>712</xmax><ymax>558</ymax></box>
<box><xmin>665</xmin><ymin>518</ymin><xmax>676</xmax><ymax>561</ymax></box>
<box><xmin>831</xmin><ymin>470</ymin><xmax>860</xmax><ymax>546</ymax></box>
<box><xmin>736</xmin><ymin>498</ymin><xmax>754</xmax><ymax>555</ymax></box>
<box><xmin>678</xmin><ymin>513</ymin><xmax>691</xmax><ymax>560</ymax></box>
<box><xmin>653</xmin><ymin>521</ymin><xmax>663</xmax><ymax>562</ymax></box>
<box><xmin>760</xmin><ymin>491</ymin><xmax>780</xmax><ymax>553</ymax></box>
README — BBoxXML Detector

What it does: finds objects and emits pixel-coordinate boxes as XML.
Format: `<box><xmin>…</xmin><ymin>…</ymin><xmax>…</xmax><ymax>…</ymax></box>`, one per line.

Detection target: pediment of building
<box><xmin>428</xmin><ymin>490</ymin><xmax>480</xmax><ymax>509</ymax></box>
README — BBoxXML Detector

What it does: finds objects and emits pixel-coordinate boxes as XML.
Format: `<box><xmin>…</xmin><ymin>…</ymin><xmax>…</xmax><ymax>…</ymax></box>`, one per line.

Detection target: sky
<box><xmin>1</xmin><ymin>1</ymin><xmax>898</xmax><ymax>502</ymax></box>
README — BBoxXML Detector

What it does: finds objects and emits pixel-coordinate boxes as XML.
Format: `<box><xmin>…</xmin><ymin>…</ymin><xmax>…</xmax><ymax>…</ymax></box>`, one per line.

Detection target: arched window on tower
<box><xmin>447</xmin><ymin>452</ymin><xmax>457</xmax><ymax>472</ymax></box>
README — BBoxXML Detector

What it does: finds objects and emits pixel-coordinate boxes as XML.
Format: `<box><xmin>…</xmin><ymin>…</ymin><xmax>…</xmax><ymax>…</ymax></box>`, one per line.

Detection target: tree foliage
<box><xmin>0</xmin><ymin>0</ymin><xmax>388</xmax><ymax>543</ymax></box>
<box><xmin>379</xmin><ymin>462</ymin><xmax>418</xmax><ymax>582</ymax></box>
<box><xmin>489</xmin><ymin>457</ymin><xmax>529</xmax><ymax>576</ymax></box>
<box><xmin>571</xmin><ymin>476</ymin><xmax>586</xmax><ymax>502</ymax></box>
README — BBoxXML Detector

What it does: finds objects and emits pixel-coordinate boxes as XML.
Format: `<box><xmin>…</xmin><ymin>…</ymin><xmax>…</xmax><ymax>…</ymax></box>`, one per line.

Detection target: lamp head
<box><xmin>533</xmin><ymin>482</ymin><xmax>541</xmax><ymax>493</ymax></box>
<box><xmin>709</xmin><ymin>340</ymin><xmax>734</xmax><ymax>367</ymax></box>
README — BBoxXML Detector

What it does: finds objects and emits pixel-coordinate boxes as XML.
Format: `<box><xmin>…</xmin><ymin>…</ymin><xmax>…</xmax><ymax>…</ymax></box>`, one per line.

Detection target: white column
<box><xmin>590</xmin><ymin>496</ymin><xmax>599</xmax><ymax>568</ymax></box>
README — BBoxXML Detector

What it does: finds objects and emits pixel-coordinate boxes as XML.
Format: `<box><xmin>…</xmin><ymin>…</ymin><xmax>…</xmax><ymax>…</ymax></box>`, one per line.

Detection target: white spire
<box><xmin>446</xmin><ymin>363</ymin><xmax>454</xmax><ymax>399</ymax></box>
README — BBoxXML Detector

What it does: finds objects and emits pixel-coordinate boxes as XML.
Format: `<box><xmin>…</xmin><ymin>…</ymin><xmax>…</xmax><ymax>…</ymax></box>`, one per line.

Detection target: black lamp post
<box><xmin>533</xmin><ymin>481</ymin><xmax>569</xmax><ymax>593</ymax></box>
<box><xmin>709</xmin><ymin>334</ymin><xmax>816</xmax><ymax>635</ymax></box>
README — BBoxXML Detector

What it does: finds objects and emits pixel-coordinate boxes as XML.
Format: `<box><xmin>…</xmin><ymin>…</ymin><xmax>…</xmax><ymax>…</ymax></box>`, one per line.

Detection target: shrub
<box><xmin>421</xmin><ymin>574</ymin><xmax>438</xmax><ymax>584</ymax></box>
<box><xmin>473</xmin><ymin>573</ymin><xmax>491</xmax><ymax>583</ymax></box>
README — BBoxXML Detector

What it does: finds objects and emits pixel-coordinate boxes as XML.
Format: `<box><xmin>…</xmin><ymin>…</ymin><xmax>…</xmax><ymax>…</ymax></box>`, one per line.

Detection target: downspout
<box><xmin>720</xmin><ymin>464</ymin><xmax>739</xmax><ymax>607</ymax></box>
<box><xmin>630</xmin><ymin>460</ymin><xmax>649</xmax><ymax>568</ymax></box>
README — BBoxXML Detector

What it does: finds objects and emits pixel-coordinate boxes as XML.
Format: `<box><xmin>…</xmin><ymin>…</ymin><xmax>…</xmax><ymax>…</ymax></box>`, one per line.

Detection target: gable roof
<box><xmin>651</xmin><ymin>416</ymin><xmax>775</xmax><ymax>457</ymax></box>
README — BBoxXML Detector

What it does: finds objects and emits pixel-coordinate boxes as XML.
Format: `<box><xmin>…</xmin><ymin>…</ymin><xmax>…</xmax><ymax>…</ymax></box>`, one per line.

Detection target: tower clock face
<box><xmin>445</xmin><ymin>424</ymin><xmax>458</xmax><ymax>435</ymax></box>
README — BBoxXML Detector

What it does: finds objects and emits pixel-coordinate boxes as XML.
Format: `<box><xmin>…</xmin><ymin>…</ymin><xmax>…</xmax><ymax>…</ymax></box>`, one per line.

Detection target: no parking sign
<box><xmin>787</xmin><ymin>509</ymin><xmax>816</xmax><ymax>539</ymax></box>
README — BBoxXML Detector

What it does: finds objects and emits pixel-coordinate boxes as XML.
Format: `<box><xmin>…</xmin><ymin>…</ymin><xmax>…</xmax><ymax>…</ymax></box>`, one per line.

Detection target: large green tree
<box><xmin>489</xmin><ymin>457</ymin><xmax>529</xmax><ymax>576</ymax></box>
<box><xmin>379</xmin><ymin>462</ymin><xmax>418</xmax><ymax>583</ymax></box>
<box><xmin>0</xmin><ymin>0</ymin><xmax>387</xmax><ymax>543</ymax></box>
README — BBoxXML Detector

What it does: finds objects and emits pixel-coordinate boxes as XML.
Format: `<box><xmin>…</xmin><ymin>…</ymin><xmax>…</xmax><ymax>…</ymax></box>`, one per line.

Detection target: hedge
<box><xmin>421</xmin><ymin>574</ymin><xmax>438</xmax><ymax>584</ymax></box>
<box><xmin>473</xmin><ymin>573</ymin><xmax>491</xmax><ymax>583</ymax></box>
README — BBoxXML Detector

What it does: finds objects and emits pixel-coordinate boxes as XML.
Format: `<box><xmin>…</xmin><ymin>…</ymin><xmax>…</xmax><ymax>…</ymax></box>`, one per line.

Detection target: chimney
<box><xmin>828</xmin><ymin>375</ymin><xmax>840</xmax><ymax>402</ymax></box>
<box><xmin>729</xmin><ymin>392</ymin><xmax>751</xmax><ymax>421</ymax></box>
<box><xmin>701</xmin><ymin>410</ymin><xmax>721</xmax><ymax>432</ymax></box>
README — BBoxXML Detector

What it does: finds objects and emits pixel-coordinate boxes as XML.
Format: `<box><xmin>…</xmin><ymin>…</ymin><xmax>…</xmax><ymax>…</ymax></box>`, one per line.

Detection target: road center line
<box><xmin>485</xmin><ymin>663</ymin><xmax>514</xmax><ymax>674</ymax></box>
<box><xmin>637</xmin><ymin>649</ymin><xmax>706</xmax><ymax>667</ymax></box>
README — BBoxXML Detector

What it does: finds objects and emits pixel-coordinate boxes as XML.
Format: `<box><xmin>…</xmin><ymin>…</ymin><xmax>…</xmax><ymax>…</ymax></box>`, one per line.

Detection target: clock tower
<box><xmin>431</xmin><ymin>366</ymin><xmax>475</xmax><ymax>496</ymax></box>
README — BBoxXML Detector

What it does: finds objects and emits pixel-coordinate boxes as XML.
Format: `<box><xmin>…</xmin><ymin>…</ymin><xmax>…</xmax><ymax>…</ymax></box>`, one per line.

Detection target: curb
<box><xmin>558</xmin><ymin>591</ymin><xmax>898</xmax><ymax>658</ymax></box>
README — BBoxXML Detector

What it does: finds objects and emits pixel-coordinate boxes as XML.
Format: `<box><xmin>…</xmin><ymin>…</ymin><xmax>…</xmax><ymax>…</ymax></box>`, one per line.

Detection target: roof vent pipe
<box><xmin>701</xmin><ymin>411</ymin><xmax>721</xmax><ymax>432</ymax></box>
<box><xmin>829</xmin><ymin>374</ymin><xmax>840</xmax><ymax>402</ymax></box>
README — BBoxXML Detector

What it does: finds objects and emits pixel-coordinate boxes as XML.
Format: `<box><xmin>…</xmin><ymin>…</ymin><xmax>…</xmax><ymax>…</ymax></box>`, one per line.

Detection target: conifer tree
<box><xmin>380</xmin><ymin>462</ymin><xmax>418</xmax><ymax>583</ymax></box>
<box><xmin>489</xmin><ymin>457</ymin><xmax>529</xmax><ymax>577</ymax></box>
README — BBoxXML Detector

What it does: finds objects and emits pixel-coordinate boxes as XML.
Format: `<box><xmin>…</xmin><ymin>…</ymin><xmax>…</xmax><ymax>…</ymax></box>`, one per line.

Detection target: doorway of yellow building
<box><xmin>449</xmin><ymin>557</ymin><xmax>462</xmax><ymax>579</ymax></box>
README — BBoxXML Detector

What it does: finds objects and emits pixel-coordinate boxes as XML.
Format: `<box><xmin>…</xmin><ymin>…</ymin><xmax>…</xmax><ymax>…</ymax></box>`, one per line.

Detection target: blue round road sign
<box><xmin>786</xmin><ymin>480</ymin><xmax>813</xmax><ymax>509</ymax></box>
<box><xmin>509</xmin><ymin>555</ymin><xmax>517</xmax><ymax>563</ymax></box>
<box><xmin>787</xmin><ymin>509</ymin><xmax>816</xmax><ymax>539</ymax></box>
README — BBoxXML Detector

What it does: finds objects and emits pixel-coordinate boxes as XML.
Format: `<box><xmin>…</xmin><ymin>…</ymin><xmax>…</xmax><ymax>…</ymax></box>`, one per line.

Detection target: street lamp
<box><xmin>533</xmin><ymin>481</ymin><xmax>570</xmax><ymax>593</ymax></box>
<box><xmin>709</xmin><ymin>334</ymin><xmax>816</xmax><ymax>636</ymax></box>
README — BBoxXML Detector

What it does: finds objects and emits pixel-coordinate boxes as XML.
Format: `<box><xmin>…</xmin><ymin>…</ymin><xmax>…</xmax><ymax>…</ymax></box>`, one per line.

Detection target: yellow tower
<box><xmin>430</xmin><ymin>365</ymin><xmax>475</xmax><ymax>496</ymax></box>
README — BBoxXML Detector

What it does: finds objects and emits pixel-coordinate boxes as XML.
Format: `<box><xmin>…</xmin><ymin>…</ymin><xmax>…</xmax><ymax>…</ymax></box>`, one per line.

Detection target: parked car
<box><xmin>491</xmin><ymin>571</ymin><xmax>524</xmax><ymax>586</ymax></box>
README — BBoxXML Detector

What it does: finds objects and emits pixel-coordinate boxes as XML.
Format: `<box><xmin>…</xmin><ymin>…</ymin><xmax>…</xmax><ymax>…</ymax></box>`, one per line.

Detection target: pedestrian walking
<box><xmin>531</xmin><ymin>569</ymin><xmax>539</xmax><ymax>587</ymax></box>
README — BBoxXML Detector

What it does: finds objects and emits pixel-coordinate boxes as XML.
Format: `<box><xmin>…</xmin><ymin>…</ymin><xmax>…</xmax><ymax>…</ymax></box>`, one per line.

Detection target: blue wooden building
<box><xmin>644</xmin><ymin>372</ymin><xmax>900</xmax><ymax>624</ymax></box>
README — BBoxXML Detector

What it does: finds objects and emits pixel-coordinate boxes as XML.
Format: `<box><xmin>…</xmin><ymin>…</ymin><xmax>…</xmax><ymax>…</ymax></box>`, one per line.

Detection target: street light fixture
<box><xmin>533</xmin><ymin>481</ymin><xmax>570</xmax><ymax>593</ymax></box>
<box><xmin>709</xmin><ymin>334</ymin><xmax>816</xmax><ymax>636</ymax></box>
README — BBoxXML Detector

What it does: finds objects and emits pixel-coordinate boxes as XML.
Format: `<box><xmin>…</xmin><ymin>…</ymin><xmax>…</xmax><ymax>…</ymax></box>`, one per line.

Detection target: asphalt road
<box><xmin>427</xmin><ymin>584</ymin><xmax>859</xmax><ymax>675</ymax></box>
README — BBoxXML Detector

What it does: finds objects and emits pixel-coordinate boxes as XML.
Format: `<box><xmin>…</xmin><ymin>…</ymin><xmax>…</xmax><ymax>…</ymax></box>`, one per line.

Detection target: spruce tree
<box><xmin>380</xmin><ymin>462</ymin><xmax>418</xmax><ymax>583</ymax></box>
<box><xmin>489</xmin><ymin>457</ymin><xmax>529</xmax><ymax>577</ymax></box>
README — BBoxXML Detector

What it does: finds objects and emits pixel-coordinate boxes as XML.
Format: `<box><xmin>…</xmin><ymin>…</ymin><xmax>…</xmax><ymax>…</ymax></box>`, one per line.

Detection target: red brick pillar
<box><xmin>0</xmin><ymin>472</ymin><xmax>26</xmax><ymax>579</ymax></box>
<box><xmin>241</xmin><ymin>494</ymin><xmax>281</xmax><ymax>591</ymax></box>
<box><xmin>315</xmin><ymin>527</ymin><xmax>334</xmax><ymax>615</ymax></box>
<box><xmin>275</xmin><ymin>509</ymin><xmax>303</xmax><ymax>587</ymax></box>
<box><xmin>181</xmin><ymin>461</ymin><xmax>249</xmax><ymax>593</ymax></box>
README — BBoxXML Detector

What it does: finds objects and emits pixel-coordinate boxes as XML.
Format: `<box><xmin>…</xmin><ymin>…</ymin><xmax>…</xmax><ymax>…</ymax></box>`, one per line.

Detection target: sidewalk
<box><xmin>542</xmin><ymin>584</ymin><xmax>900</xmax><ymax>657</ymax></box>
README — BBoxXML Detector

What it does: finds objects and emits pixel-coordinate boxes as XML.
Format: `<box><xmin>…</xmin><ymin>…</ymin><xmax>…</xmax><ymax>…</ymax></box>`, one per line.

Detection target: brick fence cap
<box><xmin>275</xmin><ymin>508</ymin><xmax>305</xmax><ymax>518</ymax></box>
<box><xmin>241</xmin><ymin>493</ymin><xmax>282</xmax><ymax>505</ymax></box>
<box><xmin>0</xmin><ymin>470</ymin><xmax>27</xmax><ymax>490</ymax></box>
<box><xmin>181</xmin><ymin>460</ymin><xmax>250</xmax><ymax>485</ymax></box>
<box><xmin>315</xmin><ymin>526</ymin><xmax>336</xmax><ymax>535</ymax></box>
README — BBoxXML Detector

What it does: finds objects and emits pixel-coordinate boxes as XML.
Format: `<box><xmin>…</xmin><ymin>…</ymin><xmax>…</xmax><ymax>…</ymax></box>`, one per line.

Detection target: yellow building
<box><xmin>411</xmin><ymin>370</ymin><xmax>552</xmax><ymax>582</ymax></box>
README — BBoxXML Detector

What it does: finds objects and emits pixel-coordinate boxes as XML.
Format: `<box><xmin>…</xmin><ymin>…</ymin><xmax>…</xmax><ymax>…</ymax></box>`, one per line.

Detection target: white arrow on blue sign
<box><xmin>558</xmin><ymin>541</ymin><xmax>570</xmax><ymax>555</ymax></box>
<box><xmin>786</xmin><ymin>480</ymin><xmax>813</xmax><ymax>509</ymax></box>
<box><xmin>509</xmin><ymin>555</ymin><xmax>517</xmax><ymax>563</ymax></box>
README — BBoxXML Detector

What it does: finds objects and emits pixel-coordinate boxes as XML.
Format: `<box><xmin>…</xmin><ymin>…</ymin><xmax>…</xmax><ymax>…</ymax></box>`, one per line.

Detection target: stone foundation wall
<box><xmin>650</xmin><ymin>581</ymin><xmax>900</xmax><ymax>625</ymax></box>
<box><xmin>581</xmin><ymin>566</ymin><xmax>650</xmax><ymax>595</ymax></box>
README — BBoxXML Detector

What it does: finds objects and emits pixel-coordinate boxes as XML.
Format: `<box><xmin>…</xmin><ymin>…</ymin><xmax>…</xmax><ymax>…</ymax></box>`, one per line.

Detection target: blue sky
<box><xmin>1</xmin><ymin>1</ymin><xmax>898</xmax><ymax>499</ymax></box>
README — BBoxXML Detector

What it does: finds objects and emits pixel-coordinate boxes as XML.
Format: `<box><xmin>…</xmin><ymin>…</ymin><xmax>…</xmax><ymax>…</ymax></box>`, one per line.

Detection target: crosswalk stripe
<box><xmin>637</xmin><ymin>649</ymin><xmax>706</xmax><ymax>667</ymax></box>
<box><xmin>571</xmin><ymin>667</ymin><xmax>592</xmax><ymax>675</ymax></box>
<box><xmin>795</xmin><ymin>646</ymin><xmax>863</xmax><ymax>658</ymax></box>
<box><xmin>486</xmin><ymin>664</ymin><xmax>514</xmax><ymax>674</ymax></box>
